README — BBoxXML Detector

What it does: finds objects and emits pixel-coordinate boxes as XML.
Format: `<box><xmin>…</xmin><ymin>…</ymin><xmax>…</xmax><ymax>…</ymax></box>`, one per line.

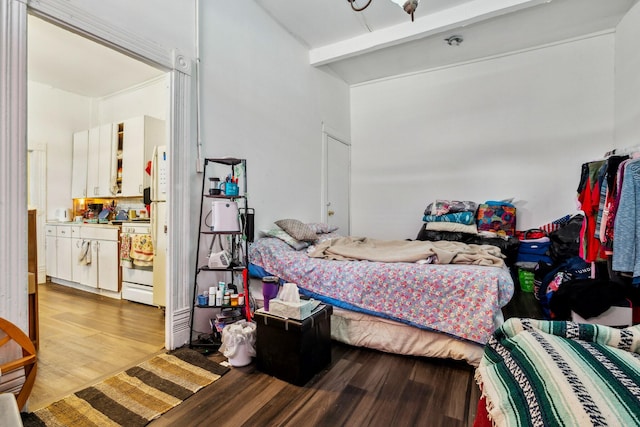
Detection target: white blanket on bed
<box><xmin>308</xmin><ymin>236</ymin><xmax>505</xmax><ymax>267</ymax></box>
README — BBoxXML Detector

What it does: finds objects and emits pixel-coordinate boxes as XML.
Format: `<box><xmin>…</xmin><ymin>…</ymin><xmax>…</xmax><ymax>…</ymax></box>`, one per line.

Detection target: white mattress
<box><xmin>249</xmin><ymin>279</ymin><xmax>483</xmax><ymax>366</ymax></box>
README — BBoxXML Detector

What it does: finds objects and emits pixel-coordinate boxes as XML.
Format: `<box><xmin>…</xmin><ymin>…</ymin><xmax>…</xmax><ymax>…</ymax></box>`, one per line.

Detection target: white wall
<box><xmin>28</xmin><ymin>81</ymin><xmax>93</xmax><ymax>219</ymax></box>
<box><xmin>198</xmin><ymin>2</ymin><xmax>350</xmax><ymax>233</ymax></box>
<box><xmin>350</xmin><ymin>34</ymin><xmax>615</xmax><ymax>240</ymax></box>
<box><xmin>97</xmin><ymin>75</ymin><xmax>169</xmax><ymax>124</ymax></box>
<box><xmin>64</xmin><ymin>0</ymin><xmax>195</xmax><ymax>61</ymax></box>
<box><xmin>615</xmin><ymin>2</ymin><xmax>640</xmax><ymax>147</ymax></box>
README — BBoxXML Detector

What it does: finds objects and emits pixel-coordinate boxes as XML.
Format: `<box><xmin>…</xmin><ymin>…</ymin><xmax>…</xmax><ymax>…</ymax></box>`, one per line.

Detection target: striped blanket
<box><xmin>476</xmin><ymin>318</ymin><xmax>640</xmax><ymax>427</ymax></box>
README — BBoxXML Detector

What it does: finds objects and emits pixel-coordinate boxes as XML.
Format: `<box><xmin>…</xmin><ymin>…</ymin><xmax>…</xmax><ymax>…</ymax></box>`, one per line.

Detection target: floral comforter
<box><xmin>249</xmin><ymin>235</ymin><xmax>514</xmax><ymax>344</ymax></box>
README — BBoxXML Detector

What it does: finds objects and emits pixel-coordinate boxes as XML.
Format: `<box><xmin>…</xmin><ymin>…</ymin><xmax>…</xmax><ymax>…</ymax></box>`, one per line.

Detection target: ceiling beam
<box><xmin>309</xmin><ymin>0</ymin><xmax>551</xmax><ymax>66</ymax></box>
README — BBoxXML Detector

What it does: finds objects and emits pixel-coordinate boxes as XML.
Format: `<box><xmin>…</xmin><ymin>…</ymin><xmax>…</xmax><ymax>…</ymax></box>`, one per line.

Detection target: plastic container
<box><xmin>220</xmin><ymin>321</ymin><xmax>257</xmax><ymax>367</ymax></box>
<box><xmin>518</xmin><ymin>268</ymin><xmax>535</xmax><ymax>292</ymax></box>
<box><xmin>262</xmin><ymin>276</ymin><xmax>280</xmax><ymax>311</ymax></box>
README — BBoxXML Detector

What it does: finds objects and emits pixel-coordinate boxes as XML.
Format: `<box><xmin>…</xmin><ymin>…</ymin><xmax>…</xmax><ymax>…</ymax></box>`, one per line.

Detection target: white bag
<box><xmin>208</xmin><ymin>235</ymin><xmax>232</xmax><ymax>268</ymax></box>
<box><xmin>208</xmin><ymin>250</ymin><xmax>231</xmax><ymax>268</ymax></box>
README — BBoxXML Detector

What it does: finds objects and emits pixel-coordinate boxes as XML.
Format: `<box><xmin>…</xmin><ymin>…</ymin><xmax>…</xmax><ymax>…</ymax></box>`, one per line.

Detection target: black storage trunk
<box><xmin>255</xmin><ymin>304</ymin><xmax>332</xmax><ymax>386</ymax></box>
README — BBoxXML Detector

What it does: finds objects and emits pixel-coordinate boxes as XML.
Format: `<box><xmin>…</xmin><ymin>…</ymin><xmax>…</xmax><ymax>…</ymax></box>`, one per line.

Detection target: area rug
<box><xmin>21</xmin><ymin>347</ymin><xmax>229</xmax><ymax>427</ymax></box>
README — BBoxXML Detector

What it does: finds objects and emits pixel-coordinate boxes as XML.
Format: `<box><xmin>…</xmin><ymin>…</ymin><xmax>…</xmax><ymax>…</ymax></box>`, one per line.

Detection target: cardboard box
<box><xmin>256</xmin><ymin>304</ymin><xmax>332</xmax><ymax>386</ymax></box>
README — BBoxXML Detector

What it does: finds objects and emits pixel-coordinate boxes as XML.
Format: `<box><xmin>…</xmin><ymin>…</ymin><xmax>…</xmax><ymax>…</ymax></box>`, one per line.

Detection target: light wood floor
<box><xmin>29</xmin><ymin>282</ymin><xmax>165</xmax><ymax>410</ymax></box>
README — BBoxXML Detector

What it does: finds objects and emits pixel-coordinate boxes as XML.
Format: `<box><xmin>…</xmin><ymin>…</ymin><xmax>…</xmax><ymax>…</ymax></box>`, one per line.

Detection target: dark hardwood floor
<box><xmin>149</xmin><ymin>281</ymin><xmax>543</xmax><ymax>427</ymax></box>
<box><xmin>32</xmin><ymin>276</ymin><xmax>542</xmax><ymax>426</ymax></box>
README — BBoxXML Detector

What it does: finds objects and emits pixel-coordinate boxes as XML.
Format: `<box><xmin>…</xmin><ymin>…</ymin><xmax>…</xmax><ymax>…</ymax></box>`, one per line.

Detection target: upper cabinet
<box><xmin>71</xmin><ymin>130</ymin><xmax>89</xmax><ymax>199</ymax></box>
<box><xmin>119</xmin><ymin>116</ymin><xmax>165</xmax><ymax>197</ymax></box>
<box><xmin>71</xmin><ymin>116</ymin><xmax>165</xmax><ymax>199</ymax></box>
<box><xmin>86</xmin><ymin>124</ymin><xmax>117</xmax><ymax>198</ymax></box>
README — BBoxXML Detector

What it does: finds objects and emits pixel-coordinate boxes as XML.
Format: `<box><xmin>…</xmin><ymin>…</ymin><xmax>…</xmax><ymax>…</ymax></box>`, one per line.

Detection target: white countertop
<box><xmin>46</xmin><ymin>221</ymin><xmax>122</xmax><ymax>229</ymax></box>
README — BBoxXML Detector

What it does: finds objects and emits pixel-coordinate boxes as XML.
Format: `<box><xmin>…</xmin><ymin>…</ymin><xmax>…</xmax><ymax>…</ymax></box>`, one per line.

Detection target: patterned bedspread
<box><xmin>476</xmin><ymin>318</ymin><xmax>640</xmax><ymax>426</ymax></box>
<box><xmin>248</xmin><ymin>236</ymin><xmax>514</xmax><ymax>344</ymax></box>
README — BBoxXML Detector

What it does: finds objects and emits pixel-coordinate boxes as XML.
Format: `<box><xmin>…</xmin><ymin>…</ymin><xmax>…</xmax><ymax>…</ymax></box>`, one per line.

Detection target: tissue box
<box><xmin>256</xmin><ymin>304</ymin><xmax>332</xmax><ymax>386</ymax></box>
<box><xmin>266</xmin><ymin>298</ymin><xmax>318</xmax><ymax>320</ymax></box>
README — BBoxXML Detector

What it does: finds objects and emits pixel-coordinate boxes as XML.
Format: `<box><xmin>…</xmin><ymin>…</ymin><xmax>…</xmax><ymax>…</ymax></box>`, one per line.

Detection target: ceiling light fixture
<box><xmin>348</xmin><ymin>0</ymin><xmax>420</xmax><ymax>22</ymax></box>
<box><xmin>445</xmin><ymin>35</ymin><xmax>464</xmax><ymax>46</ymax></box>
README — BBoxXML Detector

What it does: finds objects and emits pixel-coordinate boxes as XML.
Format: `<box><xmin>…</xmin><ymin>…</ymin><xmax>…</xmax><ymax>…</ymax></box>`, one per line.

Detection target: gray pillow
<box><xmin>275</xmin><ymin>219</ymin><xmax>318</xmax><ymax>242</ymax></box>
<box><xmin>264</xmin><ymin>228</ymin><xmax>310</xmax><ymax>250</ymax></box>
<box><xmin>306</xmin><ymin>222</ymin><xmax>339</xmax><ymax>234</ymax></box>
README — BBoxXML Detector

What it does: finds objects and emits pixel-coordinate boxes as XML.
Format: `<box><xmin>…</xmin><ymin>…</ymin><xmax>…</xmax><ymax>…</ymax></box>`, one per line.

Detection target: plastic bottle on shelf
<box><xmin>208</xmin><ymin>287</ymin><xmax>215</xmax><ymax>306</ymax></box>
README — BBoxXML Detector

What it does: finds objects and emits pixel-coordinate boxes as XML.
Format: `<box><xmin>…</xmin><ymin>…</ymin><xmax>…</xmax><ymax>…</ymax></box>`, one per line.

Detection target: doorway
<box><xmin>26</xmin><ymin>13</ymin><xmax>169</xmax><ymax>408</ymax></box>
<box><xmin>322</xmin><ymin>130</ymin><xmax>351</xmax><ymax>235</ymax></box>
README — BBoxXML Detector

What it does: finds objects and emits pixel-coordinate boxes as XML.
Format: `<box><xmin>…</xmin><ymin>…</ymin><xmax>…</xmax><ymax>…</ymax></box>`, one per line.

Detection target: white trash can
<box><xmin>220</xmin><ymin>321</ymin><xmax>256</xmax><ymax>367</ymax></box>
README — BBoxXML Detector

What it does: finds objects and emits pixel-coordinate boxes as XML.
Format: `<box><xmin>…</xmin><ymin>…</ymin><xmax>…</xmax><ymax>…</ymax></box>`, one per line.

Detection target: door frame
<box><xmin>321</xmin><ymin>123</ymin><xmax>351</xmax><ymax>234</ymax></box>
<box><xmin>1</xmin><ymin>0</ymin><xmax>193</xmax><ymax>349</ymax></box>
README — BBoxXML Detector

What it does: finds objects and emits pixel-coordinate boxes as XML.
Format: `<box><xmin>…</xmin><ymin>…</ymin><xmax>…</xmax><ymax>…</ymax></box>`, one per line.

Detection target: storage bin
<box><xmin>518</xmin><ymin>268</ymin><xmax>535</xmax><ymax>292</ymax></box>
<box><xmin>255</xmin><ymin>304</ymin><xmax>332</xmax><ymax>386</ymax></box>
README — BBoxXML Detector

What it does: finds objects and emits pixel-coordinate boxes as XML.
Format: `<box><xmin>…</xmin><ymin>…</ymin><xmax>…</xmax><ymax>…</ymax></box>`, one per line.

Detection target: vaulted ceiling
<box><xmin>255</xmin><ymin>0</ymin><xmax>639</xmax><ymax>84</ymax></box>
<box><xmin>27</xmin><ymin>0</ymin><xmax>639</xmax><ymax>97</ymax></box>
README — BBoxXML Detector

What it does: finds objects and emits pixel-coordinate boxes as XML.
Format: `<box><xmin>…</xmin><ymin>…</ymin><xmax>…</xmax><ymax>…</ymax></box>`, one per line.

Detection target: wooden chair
<box><xmin>0</xmin><ymin>317</ymin><xmax>37</xmax><ymax>411</ymax></box>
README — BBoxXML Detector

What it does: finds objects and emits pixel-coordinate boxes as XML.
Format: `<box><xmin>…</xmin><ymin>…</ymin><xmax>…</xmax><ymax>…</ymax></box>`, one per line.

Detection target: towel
<box><xmin>120</xmin><ymin>234</ymin><xmax>133</xmax><ymax>268</ymax></box>
<box><xmin>130</xmin><ymin>234</ymin><xmax>154</xmax><ymax>267</ymax></box>
<box><xmin>78</xmin><ymin>240</ymin><xmax>92</xmax><ymax>265</ymax></box>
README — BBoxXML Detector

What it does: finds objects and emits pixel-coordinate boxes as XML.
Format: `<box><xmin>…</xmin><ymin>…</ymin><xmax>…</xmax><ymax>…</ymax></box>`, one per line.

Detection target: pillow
<box><xmin>306</xmin><ymin>222</ymin><xmax>339</xmax><ymax>234</ymax></box>
<box><xmin>264</xmin><ymin>227</ymin><xmax>310</xmax><ymax>251</ymax></box>
<box><xmin>274</xmin><ymin>219</ymin><xmax>317</xmax><ymax>242</ymax></box>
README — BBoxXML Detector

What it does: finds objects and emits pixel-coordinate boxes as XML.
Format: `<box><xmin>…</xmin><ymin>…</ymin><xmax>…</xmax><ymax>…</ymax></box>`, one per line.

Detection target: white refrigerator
<box><xmin>151</xmin><ymin>145</ymin><xmax>168</xmax><ymax>307</ymax></box>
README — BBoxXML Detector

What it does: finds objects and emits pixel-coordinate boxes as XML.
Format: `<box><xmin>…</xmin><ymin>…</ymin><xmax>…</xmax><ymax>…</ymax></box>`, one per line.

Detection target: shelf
<box><xmin>189</xmin><ymin>339</ymin><xmax>221</xmax><ymax>351</ymax></box>
<box><xmin>195</xmin><ymin>303</ymin><xmax>246</xmax><ymax>309</ymax></box>
<box><xmin>190</xmin><ymin>157</ymin><xmax>250</xmax><ymax>349</ymax></box>
<box><xmin>198</xmin><ymin>265</ymin><xmax>246</xmax><ymax>272</ymax></box>
<box><xmin>200</xmin><ymin>230</ymin><xmax>244</xmax><ymax>235</ymax></box>
<box><xmin>203</xmin><ymin>194</ymin><xmax>245</xmax><ymax>200</ymax></box>
<box><xmin>205</xmin><ymin>158</ymin><xmax>244</xmax><ymax>166</ymax></box>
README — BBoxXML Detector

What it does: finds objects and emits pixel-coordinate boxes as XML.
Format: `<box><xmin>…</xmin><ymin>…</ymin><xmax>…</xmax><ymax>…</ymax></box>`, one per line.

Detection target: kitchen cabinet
<box><xmin>82</xmin><ymin>226</ymin><xmax>120</xmax><ymax>292</ymax></box>
<box><xmin>44</xmin><ymin>226</ymin><xmax>57</xmax><ymax>278</ymax></box>
<box><xmin>71</xmin><ymin>130</ymin><xmax>89</xmax><ymax>198</ymax></box>
<box><xmin>119</xmin><ymin>116</ymin><xmax>165</xmax><ymax>197</ymax></box>
<box><xmin>46</xmin><ymin>224</ymin><xmax>120</xmax><ymax>294</ymax></box>
<box><xmin>71</xmin><ymin>226</ymin><xmax>97</xmax><ymax>288</ymax></box>
<box><xmin>45</xmin><ymin>225</ymin><xmax>72</xmax><ymax>282</ymax></box>
<box><xmin>86</xmin><ymin>124</ymin><xmax>117</xmax><ymax>197</ymax></box>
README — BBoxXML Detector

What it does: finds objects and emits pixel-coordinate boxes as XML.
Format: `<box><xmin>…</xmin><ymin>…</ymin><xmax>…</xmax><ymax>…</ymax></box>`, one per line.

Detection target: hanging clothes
<box><xmin>577</xmin><ymin>160</ymin><xmax>606</xmax><ymax>262</ymax></box>
<box><xmin>601</xmin><ymin>156</ymin><xmax>630</xmax><ymax>254</ymax></box>
<box><xmin>612</xmin><ymin>158</ymin><xmax>640</xmax><ymax>278</ymax></box>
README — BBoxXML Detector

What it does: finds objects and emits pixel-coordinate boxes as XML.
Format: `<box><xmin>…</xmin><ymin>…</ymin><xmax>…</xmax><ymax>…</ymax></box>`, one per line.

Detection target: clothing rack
<box><xmin>603</xmin><ymin>144</ymin><xmax>640</xmax><ymax>158</ymax></box>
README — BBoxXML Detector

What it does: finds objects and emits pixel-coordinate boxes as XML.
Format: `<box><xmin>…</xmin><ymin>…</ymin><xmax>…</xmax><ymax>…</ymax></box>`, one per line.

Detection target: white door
<box><xmin>72</xmin><ymin>237</ymin><xmax>96</xmax><ymax>287</ymax></box>
<box><xmin>152</xmin><ymin>201</ymin><xmax>167</xmax><ymax>307</ymax></box>
<box><xmin>121</xmin><ymin>117</ymin><xmax>145</xmax><ymax>197</ymax></box>
<box><xmin>97</xmin><ymin>239</ymin><xmax>120</xmax><ymax>292</ymax></box>
<box><xmin>71</xmin><ymin>130</ymin><xmax>89</xmax><ymax>198</ymax></box>
<box><xmin>28</xmin><ymin>144</ymin><xmax>47</xmax><ymax>283</ymax></box>
<box><xmin>324</xmin><ymin>134</ymin><xmax>350</xmax><ymax>235</ymax></box>
<box><xmin>97</xmin><ymin>124</ymin><xmax>116</xmax><ymax>196</ymax></box>
<box><xmin>45</xmin><ymin>234</ymin><xmax>57</xmax><ymax>278</ymax></box>
<box><xmin>56</xmin><ymin>235</ymin><xmax>73</xmax><ymax>282</ymax></box>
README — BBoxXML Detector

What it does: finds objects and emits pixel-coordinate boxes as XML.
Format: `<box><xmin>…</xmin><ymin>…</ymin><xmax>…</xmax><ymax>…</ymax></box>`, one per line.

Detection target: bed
<box><xmin>474</xmin><ymin>318</ymin><xmax>640</xmax><ymax>426</ymax></box>
<box><xmin>248</xmin><ymin>225</ymin><xmax>515</xmax><ymax>366</ymax></box>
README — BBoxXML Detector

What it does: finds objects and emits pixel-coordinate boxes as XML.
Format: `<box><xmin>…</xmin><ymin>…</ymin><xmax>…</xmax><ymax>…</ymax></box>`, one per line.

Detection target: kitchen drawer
<box><xmin>71</xmin><ymin>226</ymin><xmax>82</xmax><ymax>236</ymax></box>
<box><xmin>81</xmin><ymin>226</ymin><xmax>119</xmax><ymax>241</ymax></box>
<box><xmin>56</xmin><ymin>226</ymin><xmax>72</xmax><ymax>237</ymax></box>
<box><xmin>45</xmin><ymin>225</ymin><xmax>57</xmax><ymax>236</ymax></box>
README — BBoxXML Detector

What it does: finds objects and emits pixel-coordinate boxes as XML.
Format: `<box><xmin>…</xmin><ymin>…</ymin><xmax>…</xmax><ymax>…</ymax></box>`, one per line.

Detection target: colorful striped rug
<box><xmin>22</xmin><ymin>347</ymin><xmax>229</xmax><ymax>427</ymax></box>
